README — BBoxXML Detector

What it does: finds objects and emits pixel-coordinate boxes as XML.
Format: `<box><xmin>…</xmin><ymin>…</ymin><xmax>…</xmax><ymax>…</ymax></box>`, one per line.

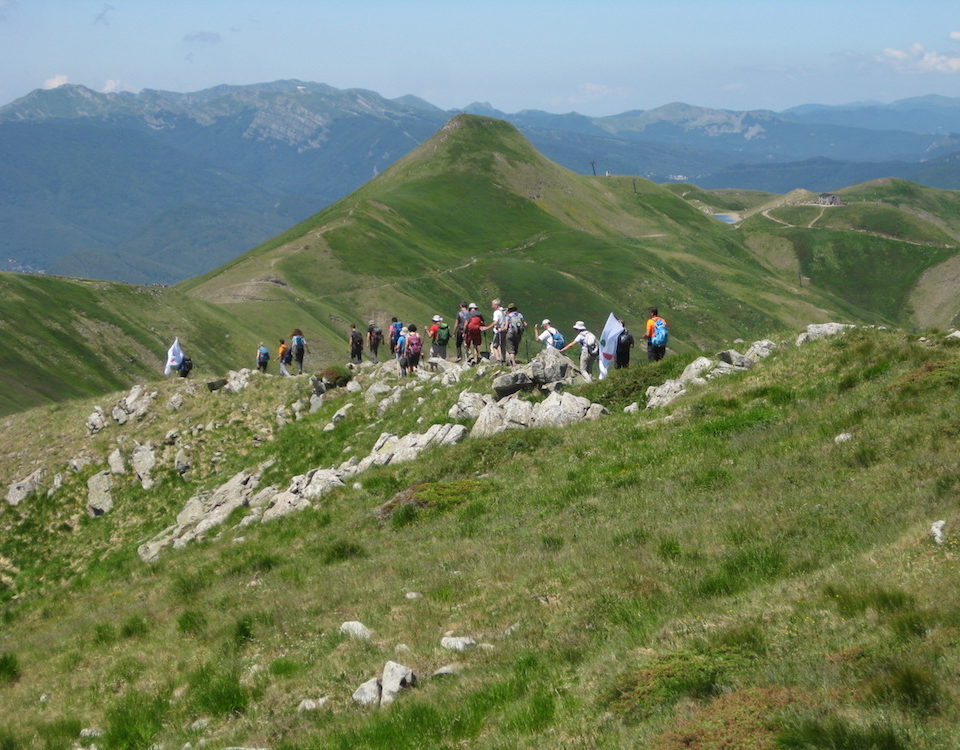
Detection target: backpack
<box><xmin>507</xmin><ymin>312</ymin><xmax>525</xmax><ymax>337</ymax></box>
<box><xmin>292</xmin><ymin>334</ymin><xmax>305</xmax><ymax>353</ymax></box>
<box><xmin>650</xmin><ymin>317</ymin><xmax>668</xmax><ymax>347</ymax></box>
<box><xmin>436</xmin><ymin>322</ymin><xmax>451</xmax><ymax>345</ymax></box>
<box><xmin>351</xmin><ymin>329</ymin><xmax>363</xmax><ymax>345</ymax></box>
<box><xmin>584</xmin><ymin>333</ymin><xmax>599</xmax><ymax>357</ymax></box>
<box><xmin>406</xmin><ymin>333</ymin><xmax>422</xmax><ymax>355</ymax></box>
<box><xmin>281</xmin><ymin>346</ymin><xmax>293</xmax><ymax>365</ymax></box>
<box><xmin>390</xmin><ymin>321</ymin><xmax>403</xmax><ymax>342</ymax></box>
<box><xmin>371</xmin><ymin>326</ymin><xmax>383</xmax><ymax>345</ymax></box>
<box><xmin>466</xmin><ymin>313</ymin><xmax>484</xmax><ymax>331</ymax></box>
<box><xmin>550</xmin><ymin>330</ymin><xmax>565</xmax><ymax>349</ymax></box>
<box><xmin>258</xmin><ymin>346</ymin><xmax>270</xmax><ymax>363</ymax></box>
<box><xmin>179</xmin><ymin>356</ymin><xmax>193</xmax><ymax>375</ymax></box>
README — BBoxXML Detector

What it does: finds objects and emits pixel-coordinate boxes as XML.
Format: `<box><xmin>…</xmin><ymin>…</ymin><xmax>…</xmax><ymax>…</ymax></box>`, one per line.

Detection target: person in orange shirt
<box><xmin>645</xmin><ymin>307</ymin><xmax>668</xmax><ymax>362</ymax></box>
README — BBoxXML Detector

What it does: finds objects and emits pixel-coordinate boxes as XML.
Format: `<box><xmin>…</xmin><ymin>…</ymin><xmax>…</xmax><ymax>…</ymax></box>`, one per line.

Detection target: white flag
<box><xmin>598</xmin><ymin>313</ymin><xmax>624</xmax><ymax>380</ymax></box>
<box><xmin>164</xmin><ymin>337</ymin><xmax>184</xmax><ymax>376</ymax></box>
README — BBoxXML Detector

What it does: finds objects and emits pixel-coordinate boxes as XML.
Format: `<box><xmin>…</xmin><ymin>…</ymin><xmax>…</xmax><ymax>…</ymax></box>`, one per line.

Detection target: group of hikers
<box><xmin>256</xmin><ymin>329</ymin><xmax>308</xmax><ymax>376</ymax></box>
<box><xmin>337</xmin><ymin>300</ymin><xmax>669</xmax><ymax>379</ymax></box>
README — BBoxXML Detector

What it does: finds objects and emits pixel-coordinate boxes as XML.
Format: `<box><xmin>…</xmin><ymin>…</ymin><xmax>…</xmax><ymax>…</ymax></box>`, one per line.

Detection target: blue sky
<box><xmin>1</xmin><ymin>0</ymin><xmax>959</xmax><ymax>115</ymax></box>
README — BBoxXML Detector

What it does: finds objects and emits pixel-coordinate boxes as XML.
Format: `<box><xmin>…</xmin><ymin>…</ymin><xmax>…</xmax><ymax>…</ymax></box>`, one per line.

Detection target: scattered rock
<box><xmin>86</xmin><ymin>471</ymin><xmax>113</xmax><ymax>517</ymax></box>
<box><xmin>6</xmin><ymin>469</ymin><xmax>44</xmax><ymax>506</ymax></box>
<box><xmin>624</xmin><ymin>402</ymin><xmax>639</xmax><ymax>413</ymax></box>
<box><xmin>86</xmin><ymin>407</ymin><xmax>107</xmax><ymax>435</ymax></box>
<box><xmin>131</xmin><ymin>442</ymin><xmax>156</xmax><ymax>490</ymax></box>
<box><xmin>440</xmin><ymin>636</ymin><xmax>477</xmax><ymax>652</ymax></box>
<box><xmin>448</xmin><ymin>390</ymin><xmax>494</xmax><ymax>420</ymax></box>
<box><xmin>175</xmin><ymin>448</ymin><xmax>191</xmax><ymax>476</ymax></box>
<box><xmin>796</xmin><ymin>322</ymin><xmax>855</xmax><ymax>346</ymax></box>
<box><xmin>107</xmin><ymin>449</ymin><xmax>126</xmax><ymax>475</ymax></box>
<box><xmin>405</xmin><ymin>591</ymin><xmax>423</xmax><ymax>600</ymax></box>
<box><xmin>297</xmin><ymin>697</ymin><xmax>328</xmax><ymax>712</ymax></box>
<box><xmin>339</xmin><ymin>621</ymin><xmax>373</xmax><ymax>640</ymax></box>
<box><xmin>380</xmin><ymin>661</ymin><xmax>417</xmax><ymax>706</ymax></box>
<box><xmin>432</xmin><ymin>664</ymin><xmax>462</xmax><ymax>677</ymax></box>
<box><xmin>834</xmin><ymin>432</ymin><xmax>854</xmax><ymax>444</ymax></box>
<box><xmin>352</xmin><ymin>677</ymin><xmax>382</xmax><ymax>707</ymax></box>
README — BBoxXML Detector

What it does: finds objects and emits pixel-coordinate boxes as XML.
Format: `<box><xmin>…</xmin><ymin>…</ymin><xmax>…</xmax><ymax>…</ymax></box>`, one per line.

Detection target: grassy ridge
<box><xmin>2</xmin><ymin>329</ymin><xmax>960</xmax><ymax>747</ymax></box>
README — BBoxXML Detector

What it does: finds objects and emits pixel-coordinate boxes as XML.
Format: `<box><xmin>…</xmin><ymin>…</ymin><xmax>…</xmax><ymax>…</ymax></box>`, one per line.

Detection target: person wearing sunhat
<box><xmin>534</xmin><ymin>318</ymin><xmax>563</xmax><ymax>350</ymax></box>
<box><xmin>559</xmin><ymin>320</ymin><xmax>599</xmax><ymax>379</ymax></box>
<box><xmin>427</xmin><ymin>314</ymin><xmax>442</xmax><ymax>358</ymax></box>
<box><xmin>502</xmin><ymin>303</ymin><xmax>526</xmax><ymax>367</ymax></box>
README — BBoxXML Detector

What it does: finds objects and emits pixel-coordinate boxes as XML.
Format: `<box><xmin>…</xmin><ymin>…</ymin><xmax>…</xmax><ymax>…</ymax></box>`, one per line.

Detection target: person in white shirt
<box><xmin>559</xmin><ymin>320</ymin><xmax>598</xmax><ymax>379</ymax></box>
<box><xmin>481</xmin><ymin>299</ymin><xmax>506</xmax><ymax>364</ymax></box>
<box><xmin>535</xmin><ymin>318</ymin><xmax>560</xmax><ymax>350</ymax></box>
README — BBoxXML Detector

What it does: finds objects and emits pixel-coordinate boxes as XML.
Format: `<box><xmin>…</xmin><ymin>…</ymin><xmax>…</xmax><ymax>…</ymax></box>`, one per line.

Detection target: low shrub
<box><xmin>776</xmin><ymin>715</ymin><xmax>904</xmax><ymax>749</ymax></box>
<box><xmin>0</xmin><ymin>653</ymin><xmax>20</xmax><ymax>685</ymax></box>
<box><xmin>102</xmin><ymin>689</ymin><xmax>168</xmax><ymax>749</ymax></box>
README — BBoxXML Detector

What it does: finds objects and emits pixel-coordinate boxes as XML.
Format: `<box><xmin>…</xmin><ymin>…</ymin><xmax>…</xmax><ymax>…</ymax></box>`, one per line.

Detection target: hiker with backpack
<box><xmin>560</xmin><ymin>321</ymin><xmax>599</xmax><ymax>380</ymax></box>
<box><xmin>367</xmin><ymin>320</ymin><xmax>383</xmax><ymax>362</ymax></box>
<box><xmin>403</xmin><ymin>324</ymin><xmax>423</xmax><ymax>375</ymax></box>
<box><xmin>431</xmin><ymin>315</ymin><xmax>451</xmax><ymax>360</ymax></box>
<box><xmin>503</xmin><ymin>303</ymin><xmax>526</xmax><ymax>367</ymax></box>
<box><xmin>178</xmin><ymin>354</ymin><xmax>193</xmax><ymax>378</ymax></box>
<box><xmin>454</xmin><ymin>302</ymin><xmax>470</xmax><ymax>361</ymax></box>
<box><xmin>616</xmin><ymin>319</ymin><xmax>635</xmax><ymax>369</ymax></box>
<box><xmin>535</xmin><ymin>319</ymin><xmax>565</xmax><ymax>351</ymax></box>
<box><xmin>349</xmin><ymin>325</ymin><xmax>364</xmax><ymax>364</ymax></box>
<box><xmin>481</xmin><ymin>299</ymin><xmax>506</xmax><ymax>365</ymax></box>
<box><xmin>256</xmin><ymin>342</ymin><xmax>270</xmax><ymax>373</ymax></box>
<box><xmin>278</xmin><ymin>339</ymin><xmax>293</xmax><ymax>376</ymax></box>
<box><xmin>463</xmin><ymin>303</ymin><xmax>485</xmax><ymax>365</ymax></box>
<box><xmin>645</xmin><ymin>307</ymin><xmax>669</xmax><ymax>362</ymax></box>
<box><xmin>389</xmin><ymin>317</ymin><xmax>403</xmax><ymax>355</ymax></box>
<box><xmin>395</xmin><ymin>326</ymin><xmax>408</xmax><ymax>376</ymax></box>
<box><xmin>290</xmin><ymin>329</ymin><xmax>308</xmax><ymax>374</ymax></box>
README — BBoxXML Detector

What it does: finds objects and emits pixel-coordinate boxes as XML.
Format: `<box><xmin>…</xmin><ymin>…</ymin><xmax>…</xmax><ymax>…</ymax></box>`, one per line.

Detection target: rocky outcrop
<box><xmin>795</xmin><ymin>322</ymin><xmax>855</xmax><ymax>346</ymax></box>
<box><xmin>448</xmin><ymin>391</ymin><xmax>495</xmax><ymax>420</ymax></box>
<box><xmin>137</xmin><ymin>465</ymin><xmax>267</xmax><ymax>562</ymax></box>
<box><xmin>131</xmin><ymin>442</ymin><xmax>156</xmax><ymax>490</ymax></box>
<box><xmin>470</xmin><ymin>391</ymin><xmax>607</xmax><ymax>438</ymax></box>
<box><xmin>352</xmin><ymin>661</ymin><xmax>417</xmax><ymax>707</ymax></box>
<box><xmin>490</xmin><ymin>347</ymin><xmax>580</xmax><ymax>397</ymax></box>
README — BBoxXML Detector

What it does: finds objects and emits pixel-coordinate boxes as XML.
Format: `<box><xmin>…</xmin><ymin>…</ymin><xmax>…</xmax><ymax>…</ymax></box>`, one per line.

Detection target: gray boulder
<box><xmin>492</xmin><ymin>371</ymin><xmax>534</xmax><ymax>398</ymax></box>
<box><xmin>108</xmin><ymin>448</ymin><xmax>126</xmax><ymax>475</ymax></box>
<box><xmin>86</xmin><ymin>471</ymin><xmax>113</xmax><ymax>516</ymax></box>
<box><xmin>131</xmin><ymin>442</ymin><xmax>156</xmax><ymax>490</ymax></box>
<box><xmin>796</xmin><ymin>322</ymin><xmax>855</xmax><ymax>346</ymax></box>
<box><xmin>85</xmin><ymin>407</ymin><xmax>107</xmax><ymax>435</ymax></box>
<box><xmin>744</xmin><ymin>339</ymin><xmax>777</xmax><ymax>362</ymax></box>
<box><xmin>440</xmin><ymin>636</ymin><xmax>477</xmax><ymax>652</ymax></box>
<box><xmin>380</xmin><ymin>661</ymin><xmax>417</xmax><ymax>706</ymax></box>
<box><xmin>717</xmin><ymin>349</ymin><xmax>752</xmax><ymax>369</ymax></box>
<box><xmin>352</xmin><ymin>678</ymin><xmax>382</xmax><ymax>707</ymax></box>
<box><xmin>339</xmin><ymin>621</ymin><xmax>373</xmax><ymax>640</ymax></box>
<box><xmin>6</xmin><ymin>469</ymin><xmax>44</xmax><ymax>506</ymax></box>
<box><xmin>448</xmin><ymin>391</ymin><xmax>493</xmax><ymax>420</ymax></box>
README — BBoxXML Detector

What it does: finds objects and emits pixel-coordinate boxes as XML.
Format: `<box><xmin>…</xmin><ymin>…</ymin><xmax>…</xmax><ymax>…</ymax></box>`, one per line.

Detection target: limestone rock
<box><xmin>175</xmin><ymin>448</ymin><xmax>191</xmax><ymax>476</ymax></box>
<box><xmin>86</xmin><ymin>407</ymin><xmax>107</xmax><ymax>435</ymax></box>
<box><xmin>108</xmin><ymin>449</ymin><xmax>126</xmax><ymax>475</ymax></box>
<box><xmin>624</xmin><ymin>402</ymin><xmax>639</xmax><ymax>414</ymax></box>
<box><xmin>224</xmin><ymin>369</ymin><xmax>254</xmax><ymax>394</ymax></box>
<box><xmin>297</xmin><ymin>697</ymin><xmax>328</xmax><ymax>712</ymax></box>
<box><xmin>448</xmin><ymin>391</ymin><xmax>493</xmax><ymax>420</ymax></box>
<box><xmin>492</xmin><ymin>371</ymin><xmax>533</xmax><ymax>398</ymax></box>
<box><xmin>380</xmin><ymin>661</ymin><xmax>416</xmax><ymax>706</ymax></box>
<box><xmin>352</xmin><ymin>677</ymin><xmax>382</xmax><ymax>706</ymax></box>
<box><xmin>260</xmin><ymin>490</ymin><xmax>311</xmax><ymax>523</ymax></box>
<box><xmin>339</xmin><ymin>620</ymin><xmax>373</xmax><ymax>640</ymax></box>
<box><xmin>86</xmin><ymin>471</ymin><xmax>113</xmax><ymax>516</ymax></box>
<box><xmin>440</xmin><ymin>636</ymin><xmax>477</xmax><ymax>652</ymax></box>
<box><xmin>6</xmin><ymin>469</ymin><xmax>44</xmax><ymax>506</ymax></box>
<box><xmin>131</xmin><ymin>442</ymin><xmax>156</xmax><ymax>490</ymax></box>
<box><xmin>167</xmin><ymin>393</ymin><xmax>184</xmax><ymax>411</ymax></box>
<box><xmin>796</xmin><ymin>322</ymin><xmax>855</xmax><ymax>346</ymax></box>
<box><xmin>744</xmin><ymin>339</ymin><xmax>777</xmax><ymax>362</ymax></box>
<box><xmin>717</xmin><ymin>349</ymin><xmax>753</xmax><ymax>369</ymax></box>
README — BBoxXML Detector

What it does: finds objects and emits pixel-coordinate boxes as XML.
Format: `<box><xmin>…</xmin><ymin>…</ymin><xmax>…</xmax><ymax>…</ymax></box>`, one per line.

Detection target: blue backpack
<box><xmin>651</xmin><ymin>317</ymin><xmax>668</xmax><ymax>347</ymax></box>
<box><xmin>551</xmin><ymin>330</ymin><xmax>566</xmax><ymax>349</ymax></box>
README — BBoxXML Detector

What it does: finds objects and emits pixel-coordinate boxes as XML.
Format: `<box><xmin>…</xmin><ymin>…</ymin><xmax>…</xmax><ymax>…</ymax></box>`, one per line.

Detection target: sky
<box><xmin>0</xmin><ymin>0</ymin><xmax>959</xmax><ymax>116</ymax></box>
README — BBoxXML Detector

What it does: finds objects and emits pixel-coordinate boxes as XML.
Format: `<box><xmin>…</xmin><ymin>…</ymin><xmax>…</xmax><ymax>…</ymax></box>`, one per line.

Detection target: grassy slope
<box><xmin>0</xmin><ymin>273</ymin><xmax>270</xmax><ymax>416</ymax></box>
<box><xmin>2</xmin><ymin>329</ymin><xmax>960</xmax><ymax>748</ymax></box>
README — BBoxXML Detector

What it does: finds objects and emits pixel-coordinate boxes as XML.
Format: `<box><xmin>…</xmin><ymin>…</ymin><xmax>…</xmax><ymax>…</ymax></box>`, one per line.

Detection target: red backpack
<box><xmin>407</xmin><ymin>333</ymin><xmax>422</xmax><ymax>355</ymax></box>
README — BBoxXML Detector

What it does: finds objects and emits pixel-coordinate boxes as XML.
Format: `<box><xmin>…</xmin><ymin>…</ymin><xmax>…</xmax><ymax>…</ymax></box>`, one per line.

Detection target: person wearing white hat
<box><xmin>559</xmin><ymin>321</ymin><xmax>599</xmax><ymax>379</ymax></box>
<box><xmin>428</xmin><ymin>315</ymin><xmax>442</xmax><ymax>359</ymax></box>
<box><xmin>534</xmin><ymin>318</ymin><xmax>564</xmax><ymax>350</ymax></box>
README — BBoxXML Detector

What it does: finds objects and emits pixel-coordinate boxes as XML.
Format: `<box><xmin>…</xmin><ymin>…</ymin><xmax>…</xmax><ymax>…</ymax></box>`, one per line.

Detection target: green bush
<box><xmin>120</xmin><ymin>615</ymin><xmax>149</xmax><ymax>639</ymax></box>
<box><xmin>189</xmin><ymin>661</ymin><xmax>248</xmax><ymax>716</ymax></box>
<box><xmin>102</xmin><ymin>689</ymin><xmax>168</xmax><ymax>749</ymax></box>
<box><xmin>776</xmin><ymin>715</ymin><xmax>903</xmax><ymax>749</ymax></box>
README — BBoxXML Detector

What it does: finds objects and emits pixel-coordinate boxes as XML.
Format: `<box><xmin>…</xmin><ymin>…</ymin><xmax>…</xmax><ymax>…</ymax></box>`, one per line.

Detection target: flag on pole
<box><xmin>598</xmin><ymin>313</ymin><xmax>624</xmax><ymax>380</ymax></box>
<box><xmin>164</xmin><ymin>337</ymin><xmax>184</xmax><ymax>376</ymax></box>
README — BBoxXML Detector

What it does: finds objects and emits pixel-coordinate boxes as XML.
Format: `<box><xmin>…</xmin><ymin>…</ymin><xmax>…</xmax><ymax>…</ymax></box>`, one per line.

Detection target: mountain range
<box><xmin>3</xmin><ymin>81</ymin><xmax>960</xmax><ymax>283</ymax></box>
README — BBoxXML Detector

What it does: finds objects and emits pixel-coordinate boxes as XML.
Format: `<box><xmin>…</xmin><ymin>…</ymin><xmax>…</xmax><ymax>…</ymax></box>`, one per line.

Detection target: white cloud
<box><xmin>101</xmin><ymin>79</ymin><xmax>121</xmax><ymax>93</ymax></box>
<box><xmin>43</xmin><ymin>74</ymin><xmax>69</xmax><ymax>89</ymax></box>
<box><xmin>882</xmin><ymin>43</ymin><xmax>960</xmax><ymax>73</ymax></box>
<box><xmin>950</xmin><ymin>31</ymin><xmax>960</xmax><ymax>41</ymax></box>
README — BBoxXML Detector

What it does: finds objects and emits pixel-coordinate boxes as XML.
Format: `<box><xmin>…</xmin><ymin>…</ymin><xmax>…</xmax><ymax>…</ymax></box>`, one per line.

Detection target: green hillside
<box><xmin>2</xmin><ymin>327</ymin><xmax>960</xmax><ymax>747</ymax></box>
<box><xmin>0</xmin><ymin>273</ymin><xmax>269</xmax><ymax>416</ymax></box>
<box><xmin>181</xmin><ymin>115</ymin><xmax>859</xmax><ymax>359</ymax></box>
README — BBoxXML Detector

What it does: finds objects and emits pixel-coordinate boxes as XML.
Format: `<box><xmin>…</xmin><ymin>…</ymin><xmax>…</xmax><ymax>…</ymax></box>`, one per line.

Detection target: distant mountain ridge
<box><xmin>3</xmin><ymin>81</ymin><xmax>960</xmax><ymax>283</ymax></box>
